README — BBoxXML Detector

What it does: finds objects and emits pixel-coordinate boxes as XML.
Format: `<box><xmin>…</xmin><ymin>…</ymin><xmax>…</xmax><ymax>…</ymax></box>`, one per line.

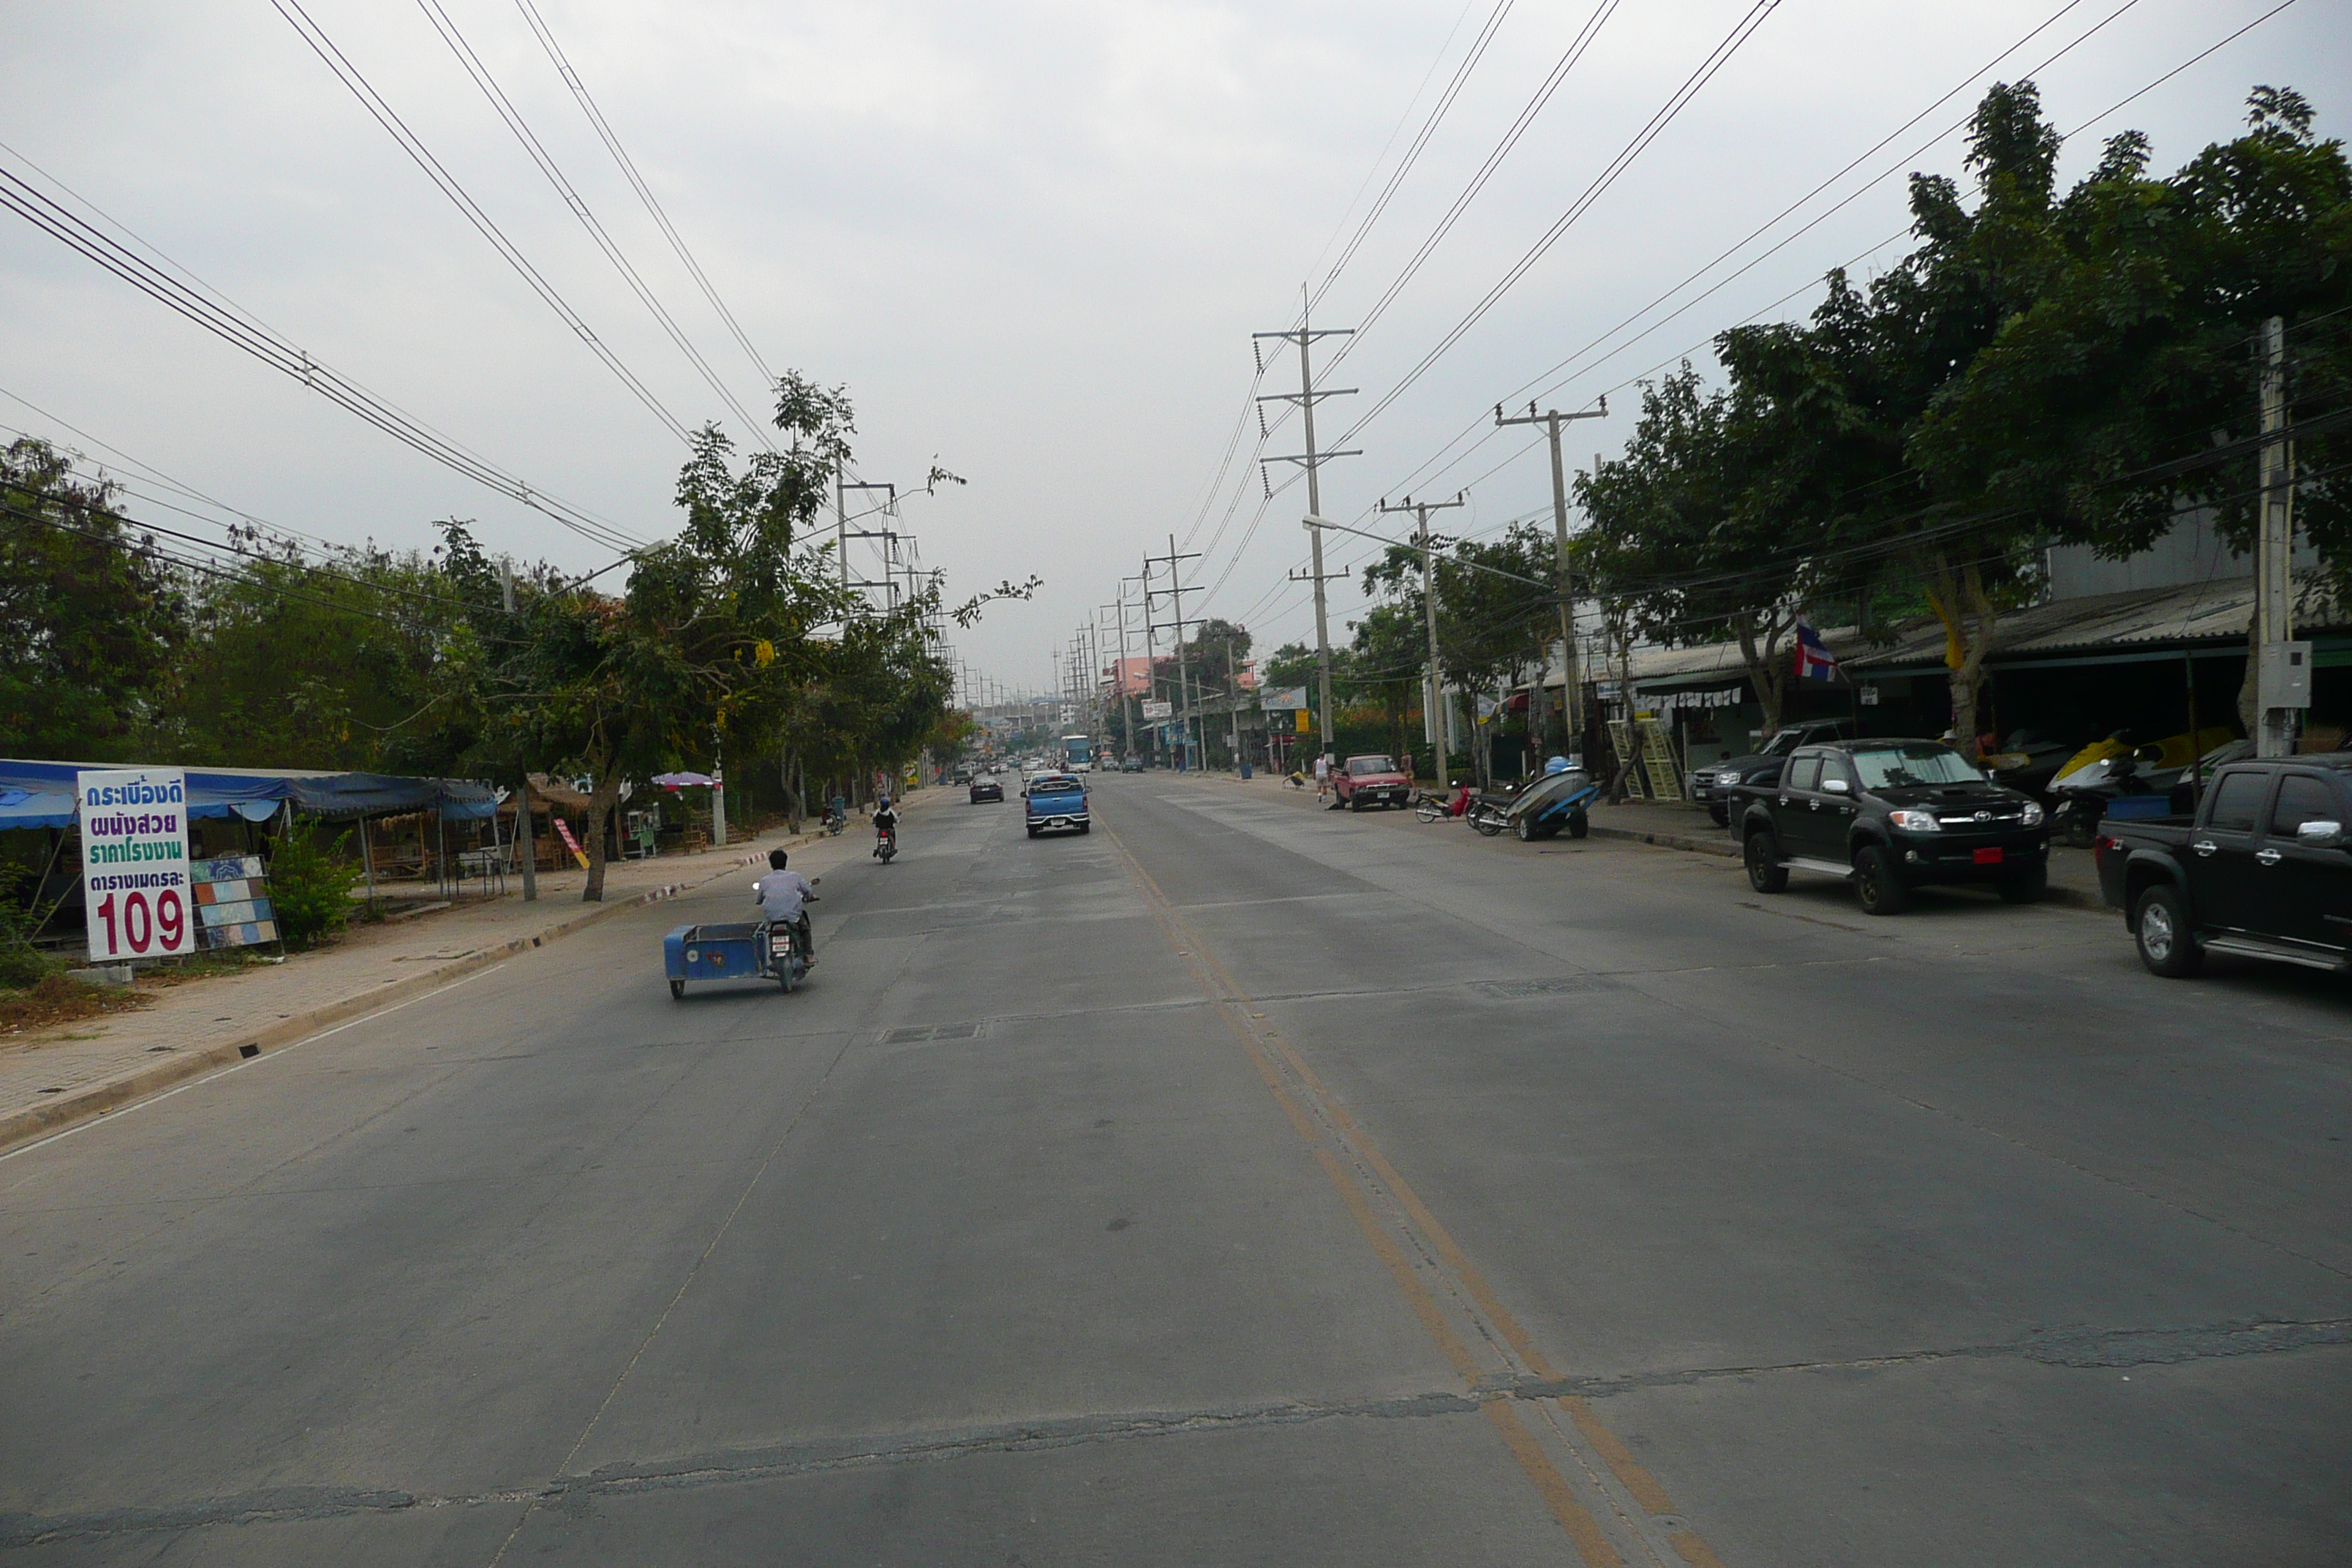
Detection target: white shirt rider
<box><xmin>753</xmin><ymin>865</ymin><xmax>815</xmax><ymax>921</ymax></box>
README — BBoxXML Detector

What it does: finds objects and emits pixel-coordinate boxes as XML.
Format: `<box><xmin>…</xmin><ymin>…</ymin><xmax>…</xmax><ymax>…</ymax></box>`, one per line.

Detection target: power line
<box><xmin>1328</xmin><ymin>0</ymin><xmax>2302</xmax><ymax>544</ymax></box>
<box><xmin>412</xmin><ymin>0</ymin><xmax>777</xmax><ymax>449</ymax></box>
<box><xmin>1309</xmin><ymin>0</ymin><xmax>1523</xmax><ymax>317</ymax></box>
<box><xmin>1294</xmin><ymin>0</ymin><xmax>1486</xmax><ymax>297</ymax></box>
<box><xmin>1330</xmin><ymin>0</ymin><xmax>1625</xmax><ymax>357</ymax></box>
<box><xmin>0</xmin><ymin>148</ymin><xmax>647</xmax><ymax>557</ymax></box>
<box><xmin>1498</xmin><ymin>0</ymin><xmax>2130</xmax><ymax>426</ymax></box>
<box><xmin>511</xmin><ymin>0</ymin><xmax>777</xmax><ymax>390</ymax></box>
<box><xmin>269</xmin><ymin>0</ymin><xmax>693</xmax><ymax>445</ymax></box>
<box><xmin>1330</xmin><ymin>0</ymin><xmax>1781</xmax><ymax>452</ymax></box>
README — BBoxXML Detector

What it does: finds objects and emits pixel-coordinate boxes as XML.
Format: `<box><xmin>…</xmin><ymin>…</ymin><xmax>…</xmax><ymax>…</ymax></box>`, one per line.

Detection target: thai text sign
<box><xmin>78</xmin><ymin>768</ymin><xmax>195</xmax><ymax>962</ymax></box>
<box><xmin>1140</xmin><ymin>700</ymin><xmax>1172</xmax><ymax>720</ymax></box>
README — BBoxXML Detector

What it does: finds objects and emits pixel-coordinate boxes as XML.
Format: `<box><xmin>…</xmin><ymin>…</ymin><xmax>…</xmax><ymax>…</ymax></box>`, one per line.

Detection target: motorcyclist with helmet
<box><xmin>872</xmin><ymin>796</ymin><xmax>900</xmax><ymax>859</ymax></box>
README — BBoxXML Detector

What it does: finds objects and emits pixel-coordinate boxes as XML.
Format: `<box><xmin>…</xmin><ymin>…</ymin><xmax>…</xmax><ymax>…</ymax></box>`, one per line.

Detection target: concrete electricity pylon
<box><xmin>1255</xmin><ymin>301</ymin><xmax>1358</xmax><ymax>758</ymax></box>
<box><xmin>834</xmin><ymin>478</ymin><xmax>899</xmax><ymax>599</ymax></box>
<box><xmin>1145</xmin><ymin>537</ymin><xmax>1204</xmax><ymax>770</ymax></box>
<box><xmin>1494</xmin><ymin>397</ymin><xmax>1607</xmax><ymax>748</ymax></box>
<box><xmin>1379</xmin><ymin>494</ymin><xmax>1466</xmax><ymax>766</ymax></box>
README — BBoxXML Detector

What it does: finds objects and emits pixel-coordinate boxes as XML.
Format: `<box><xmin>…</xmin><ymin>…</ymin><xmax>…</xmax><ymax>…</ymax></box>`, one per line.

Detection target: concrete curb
<box><xmin>1584</xmin><ymin>822</ymin><xmax>1738</xmax><ymax>859</ymax></box>
<box><xmin>0</xmin><ymin>834</ymin><xmax>816</xmax><ymax>1158</ymax></box>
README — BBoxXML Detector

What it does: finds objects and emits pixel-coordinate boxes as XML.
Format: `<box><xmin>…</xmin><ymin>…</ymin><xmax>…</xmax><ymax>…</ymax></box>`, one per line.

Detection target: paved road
<box><xmin>3</xmin><ymin>774</ymin><xmax>2347</xmax><ymax>1565</ymax></box>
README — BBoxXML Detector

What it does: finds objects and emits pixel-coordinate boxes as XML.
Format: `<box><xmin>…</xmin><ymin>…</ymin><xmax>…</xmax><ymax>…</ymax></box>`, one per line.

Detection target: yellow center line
<box><xmin>1101</xmin><ymin>815</ymin><xmax>1734</xmax><ymax>1568</ymax></box>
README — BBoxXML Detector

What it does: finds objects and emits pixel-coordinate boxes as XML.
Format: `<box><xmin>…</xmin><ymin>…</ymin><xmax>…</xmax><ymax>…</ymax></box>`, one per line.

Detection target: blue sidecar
<box><xmin>664</xmin><ymin>921</ymin><xmax>804</xmax><ymax>998</ymax></box>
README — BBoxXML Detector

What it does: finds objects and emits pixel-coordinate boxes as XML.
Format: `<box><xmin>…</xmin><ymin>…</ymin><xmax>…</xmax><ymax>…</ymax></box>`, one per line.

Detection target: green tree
<box><xmin>1909</xmin><ymin>86</ymin><xmax>2352</xmax><ymax>726</ymax></box>
<box><xmin>0</xmin><ymin>439</ymin><xmax>186</xmax><ymax>758</ymax></box>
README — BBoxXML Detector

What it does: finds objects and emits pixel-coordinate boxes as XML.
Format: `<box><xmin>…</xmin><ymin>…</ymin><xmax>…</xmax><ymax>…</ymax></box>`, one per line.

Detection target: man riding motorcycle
<box><xmin>872</xmin><ymin>796</ymin><xmax>900</xmax><ymax>859</ymax></box>
<box><xmin>751</xmin><ymin>848</ymin><xmax>818</xmax><ymax>968</ymax></box>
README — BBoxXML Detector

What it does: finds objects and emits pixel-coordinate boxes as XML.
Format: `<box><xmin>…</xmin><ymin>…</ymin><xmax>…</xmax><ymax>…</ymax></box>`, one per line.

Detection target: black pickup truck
<box><xmin>1686</xmin><ymin>719</ymin><xmax>1853</xmax><ymax>826</ymax></box>
<box><xmin>2094</xmin><ymin>754</ymin><xmax>2352</xmax><ymax>977</ymax></box>
<box><xmin>1730</xmin><ymin>737</ymin><xmax>2051</xmax><ymax>915</ymax></box>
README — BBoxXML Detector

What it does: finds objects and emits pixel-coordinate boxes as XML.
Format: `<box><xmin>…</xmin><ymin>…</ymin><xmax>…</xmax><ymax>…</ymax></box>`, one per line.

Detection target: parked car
<box><xmin>1024</xmin><ymin>772</ymin><xmax>1090</xmax><ymax>837</ymax></box>
<box><xmin>2094</xmin><ymin>753</ymin><xmax>2351</xmax><ymax>977</ymax></box>
<box><xmin>1333</xmin><ymin>753</ymin><xmax>1413</xmax><ymax>811</ymax></box>
<box><xmin>1688</xmin><ymin>720</ymin><xmax>1854</xmax><ymax>826</ymax></box>
<box><xmin>1730</xmin><ymin>738</ymin><xmax>2050</xmax><ymax>915</ymax></box>
<box><xmin>969</xmin><ymin>777</ymin><xmax>1004</xmax><ymax>804</ymax></box>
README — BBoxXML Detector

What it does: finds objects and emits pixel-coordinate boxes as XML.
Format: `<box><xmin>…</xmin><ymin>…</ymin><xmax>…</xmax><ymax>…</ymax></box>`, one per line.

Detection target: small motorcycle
<box><xmin>821</xmin><ymin>804</ymin><xmax>846</xmax><ymax>836</ymax></box>
<box><xmin>874</xmin><ymin>826</ymin><xmax>898</xmax><ymax>864</ymax></box>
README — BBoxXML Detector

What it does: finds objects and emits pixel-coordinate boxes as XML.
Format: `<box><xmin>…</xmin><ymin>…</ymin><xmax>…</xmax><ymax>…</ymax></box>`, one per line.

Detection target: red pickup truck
<box><xmin>1333</xmin><ymin>753</ymin><xmax>1414</xmax><ymax>811</ymax></box>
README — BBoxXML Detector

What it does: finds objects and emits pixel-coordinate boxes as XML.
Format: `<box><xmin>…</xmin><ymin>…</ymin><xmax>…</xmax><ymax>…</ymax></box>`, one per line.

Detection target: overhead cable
<box><xmin>270</xmin><ymin>0</ymin><xmax>693</xmax><ymax>445</ymax></box>
<box><xmin>414</xmin><ymin>0</ymin><xmax>777</xmax><ymax>448</ymax></box>
<box><xmin>1309</xmin><ymin>0</ymin><xmax>1523</xmax><ymax>317</ymax></box>
<box><xmin>1330</xmin><ymin>0</ymin><xmax>1625</xmax><ymax>360</ymax></box>
<box><xmin>1330</xmin><ymin>0</ymin><xmax>1781</xmax><ymax>451</ymax></box>
<box><xmin>0</xmin><ymin>154</ymin><xmax>646</xmax><ymax>554</ymax></box>
<box><xmin>1347</xmin><ymin>0</ymin><xmax>2299</xmax><ymax>536</ymax></box>
<box><xmin>511</xmin><ymin>0</ymin><xmax>777</xmax><ymax>388</ymax></box>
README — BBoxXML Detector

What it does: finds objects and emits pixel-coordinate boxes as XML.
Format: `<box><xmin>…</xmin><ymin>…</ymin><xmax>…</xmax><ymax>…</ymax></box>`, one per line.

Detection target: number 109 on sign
<box><xmin>77</xmin><ymin>767</ymin><xmax>199</xmax><ymax>962</ymax></box>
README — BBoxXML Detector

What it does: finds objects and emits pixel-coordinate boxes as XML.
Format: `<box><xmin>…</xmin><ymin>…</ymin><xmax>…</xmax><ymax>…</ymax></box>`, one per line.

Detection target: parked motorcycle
<box><xmin>2046</xmin><ymin>726</ymin><xmax>2240</xmax><ymax>846</ymax></box>
<box><xmin>1978</xmin><ymin>729</ymin><xmax>2084</xmax><ymax>799</ymax></box>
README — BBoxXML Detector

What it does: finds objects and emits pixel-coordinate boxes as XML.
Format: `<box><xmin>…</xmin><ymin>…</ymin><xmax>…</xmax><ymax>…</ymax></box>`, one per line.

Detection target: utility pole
<box><xmin>836</xmin><ymin>479</ymin><xmax>898</xmax><ymax>602</ymax></box>
<box><xmin>1116</xmin><ymin>574</ymin><xmax>1144</xmax><ymax>765</ymax></box>
<box><xmin>1379</xmin><ymin>494</ymin><xmax>1466</xmax><ymax>771</ymax></box>
<box><xmin>1255</xmin><ymin>299</ymin><xmax>1358</xmax><ymax>760</ymax></box>
<box><xmin>1495</xmin><ymin>398</ymin><xmax>1607</xmax><ymax>753</ymax></box>
<box><xmin>2255</xmin><ymin>315</ymin><xmax>2304</xmax><ymax>758</ymax></box>
<box><xmin>1145</xmin><ymin>536</ymin><xmax>1204</xmax><ymax>771</ymax></box>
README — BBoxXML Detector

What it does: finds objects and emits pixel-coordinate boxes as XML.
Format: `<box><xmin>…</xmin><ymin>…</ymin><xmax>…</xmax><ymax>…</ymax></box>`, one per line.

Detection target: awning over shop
<box><xmin>0</xmin><ymin>759</ymin><xmax>497</xmax><ymax>832</ymax></box>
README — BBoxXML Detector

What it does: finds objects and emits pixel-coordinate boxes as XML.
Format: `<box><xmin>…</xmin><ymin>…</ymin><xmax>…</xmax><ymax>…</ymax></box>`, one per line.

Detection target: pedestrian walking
<box><xmin>1313</xmin><ymin>752</ymin><xmax>1331</xmax><ymax>802</ymax></box>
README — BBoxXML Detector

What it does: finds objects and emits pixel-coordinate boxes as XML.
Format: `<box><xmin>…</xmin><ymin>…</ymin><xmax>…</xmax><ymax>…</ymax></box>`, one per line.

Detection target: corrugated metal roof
<box><xmin>1616</xmin><ymin>568</ymin><xmax>2345</xmax><ymax>690</ymax></box>
<box><xmin>1847</xmin><ymin>567</ymin><xmax>2344</xmax><ymax>672</ymax></box>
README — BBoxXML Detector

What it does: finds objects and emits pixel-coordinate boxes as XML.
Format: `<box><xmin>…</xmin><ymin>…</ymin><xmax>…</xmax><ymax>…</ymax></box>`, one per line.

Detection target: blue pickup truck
<box><xmin>1025</xmin><ymin>772</ymin><xmax>1090</xmax><ymax>839</ymax></box>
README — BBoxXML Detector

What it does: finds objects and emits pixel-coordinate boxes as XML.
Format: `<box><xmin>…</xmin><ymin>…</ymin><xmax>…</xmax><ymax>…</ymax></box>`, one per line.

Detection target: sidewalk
<box><xmin>0</xmin><ymin>796</ymin><xmax>933</xmax><ymax>1154</ymax></box>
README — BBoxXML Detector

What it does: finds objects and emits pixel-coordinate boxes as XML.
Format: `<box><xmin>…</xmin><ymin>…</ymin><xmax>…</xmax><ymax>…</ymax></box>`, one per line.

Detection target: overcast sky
<box><xmin>4</xmin><ymin>1</ymin><xmax>2345</xmax><ymax>696</ymax></box>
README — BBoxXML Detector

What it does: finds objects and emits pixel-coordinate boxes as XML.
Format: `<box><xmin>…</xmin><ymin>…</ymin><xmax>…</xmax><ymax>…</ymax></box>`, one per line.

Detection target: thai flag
<box><xmin>1793</xmin><ymin>622</ymin><xmax>1841</xmax><ymax>682</ymax></box>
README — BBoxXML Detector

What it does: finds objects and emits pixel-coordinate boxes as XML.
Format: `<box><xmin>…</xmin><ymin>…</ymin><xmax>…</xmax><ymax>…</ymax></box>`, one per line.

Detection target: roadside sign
<box><xmin>192</xmin><ymin>856</ymin><xmax>279</xmax><ymax>949</ymax></box>
<box><xmin>1141</xmin><ymin>699</ymin><xmax>1172</xmax><ymax>720</ymax></box>
<box><xmin>76</xmin><ymin>768</ymin><xmax>195</xmax><ymax>962</ymax></box>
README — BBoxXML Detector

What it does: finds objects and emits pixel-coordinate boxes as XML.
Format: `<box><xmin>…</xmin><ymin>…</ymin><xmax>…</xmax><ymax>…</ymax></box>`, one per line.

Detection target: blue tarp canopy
<box><xmin>0</xmin><ymin>759</ymin><xmax>497</xmax><ymax>832</ymax></box>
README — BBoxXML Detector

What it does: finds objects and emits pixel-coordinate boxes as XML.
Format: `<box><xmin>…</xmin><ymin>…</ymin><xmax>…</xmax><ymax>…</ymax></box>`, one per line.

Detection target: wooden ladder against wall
<box><xmin>1636</xmin><ymin>716</ymin><xmax>1684</xmax><ymax>802</ymax></box>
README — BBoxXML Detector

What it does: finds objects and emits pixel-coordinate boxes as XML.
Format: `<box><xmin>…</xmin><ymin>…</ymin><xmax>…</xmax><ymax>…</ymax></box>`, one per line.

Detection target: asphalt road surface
<box><xmin>3</xmin><ymin>773</ymin><xmax>2348</xmax><ymax>1566</ymax></box>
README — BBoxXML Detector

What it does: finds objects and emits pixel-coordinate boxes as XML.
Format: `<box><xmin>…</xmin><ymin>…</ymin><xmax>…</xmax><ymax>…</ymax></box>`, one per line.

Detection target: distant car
<box><xmin>1333</xmin><ymin>753</ymin><xmax>1413</xmax><ymax>811</ymax></box>
<box><xmin>969</xmin><ymin>777</ymin><xmax>1003</xmax><ymax>804</ymax></box>
<box><xmin>950</xmin><ymin>766</ymin><xmax>973</xmax><ymax>785</ymax></box>
<box><xmin>1024</xmin><ymin>772</ymin><xmax>1090</xmax><ymax>837</ymax></box>
<box><xmin>1120</xmin><ymin>755</ymin><xmax>1144</xmax><ymax>773</ymax></box>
